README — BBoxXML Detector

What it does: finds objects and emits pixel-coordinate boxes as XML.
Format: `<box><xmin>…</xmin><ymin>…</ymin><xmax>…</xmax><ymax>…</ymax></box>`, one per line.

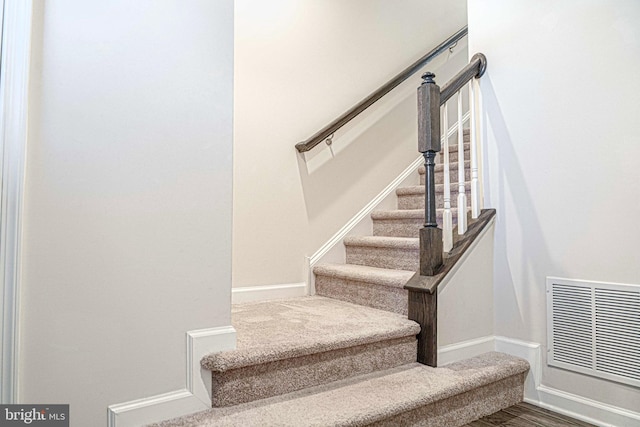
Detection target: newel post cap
<box><xmin>421</xmin><ymin>72</ymin><xmax>436</xmax><ymax>84</ymax></box>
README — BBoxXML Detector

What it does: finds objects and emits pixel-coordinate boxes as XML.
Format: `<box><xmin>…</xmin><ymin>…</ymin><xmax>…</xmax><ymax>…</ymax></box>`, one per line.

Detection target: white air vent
<box><xmin>547</xmin><ymin>277</ymin><xmax>640</xmax><ymax>387</ymax></box>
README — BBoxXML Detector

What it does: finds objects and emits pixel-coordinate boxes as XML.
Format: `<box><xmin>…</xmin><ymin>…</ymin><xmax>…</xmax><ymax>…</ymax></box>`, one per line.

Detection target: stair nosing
<box><xmin>160</xmin><ymin>352</ymin><xmax>530</xmax><ymax>427</ymax></box>
<box><xmin>343</xmin><ymin>235</ymin><xmax>419</xmax><ymax>249</ymax></box>
<box><xmin>397</xmin><ymin>182</ymin><xmax>471</xmax><ymax>196</ymax></box>
<box><xmin>201</xmin><ymin>296</ymin><xmax>420</xmax><ymax>372</ymax></box>
<box><xmin>314</xmin><ymin>263</ymin><xmax>415</xmax><ymax>288</ymax></box>
<box><xmin>371</xmin><ymin>208</ymin><xmax>461</xmax><ymax>220</ymax></box>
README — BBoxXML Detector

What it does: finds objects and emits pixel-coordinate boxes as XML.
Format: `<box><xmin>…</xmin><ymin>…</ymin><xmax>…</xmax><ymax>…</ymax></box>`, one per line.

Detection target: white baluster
<box><xmin>442</xmin><ymin>103</ymin><xmax>452</xmax><ymax>252</ymax></box>
<box><xmin>469</xmin><ymin>80</ymin><xmax>480</xmax><ymax>219</ymax></box>
<box><xmin>475</xmin><ymin>77</ymin><xmax>484</xmax><ymax>211</ymax></box>
<box><xmin>457</xmin><ymin>91</ymin><xmax>467</xmax><ymax>234</ymax></box>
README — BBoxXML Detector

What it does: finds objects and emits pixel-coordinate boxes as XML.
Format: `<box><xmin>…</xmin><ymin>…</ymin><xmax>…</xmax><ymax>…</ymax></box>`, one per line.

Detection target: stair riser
<box><xmin>211</xmin><ymin>337</ymin><xmax>417</xmax><ymax>407</ymax></box>
<box><xmin>423</xmin><ymin>167</ymin><xmax>471</xmax><ymax>185</ymax></box>
<box><xmin>346</xmin><ymin>245</ymin><xmax>418</xmax><ymax>271</ymax></box>
<box><xmin>437</xmin><ymin>147</ymin><xmax>469</xmax><ymax>164</ymax></box>
<box><xmin>398</xmin><ymin>190</ymin><xmax>470</xmax><ymax>210</ymax></box>
<box><xmin>439</xmin><ymin>132</ymin><xmax>470</xmax><ymax>152</ymax></box>
<box><xmin>315</xmin><ymin>275</ymin><xmax>408</xmax><ymax>315</ymax></box>
<box><xmin>373</xmin><ymin>213</ymin><xmax>460</xmax><ymax>238</ymax></box>
<box><xmin>373</xmin><ymin>372</ymin><xmax>526</xmax><ymax>427</ymax></box>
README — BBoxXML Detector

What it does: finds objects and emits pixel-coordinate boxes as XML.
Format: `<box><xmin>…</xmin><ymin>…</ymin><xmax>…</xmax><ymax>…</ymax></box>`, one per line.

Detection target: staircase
<box><xmin>315</xmin><ymin>132</ymin><xmax>471</xmax><ymax>316</ymax></box>
<box><xmin>149</xmin><ymin>30</ymin><xmax>530</xmax><ymax>427</ymax></box>
<box><xmin>150</xmin><ymin>133</ymin><xmax>530</xmax><ymax>427</ymax></box>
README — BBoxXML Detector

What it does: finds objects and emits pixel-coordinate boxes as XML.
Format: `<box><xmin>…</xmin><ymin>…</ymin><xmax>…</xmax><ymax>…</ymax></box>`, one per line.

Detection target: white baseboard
<box><xmin>107</xmin><ymin>390</ymin><xmax>205</xmax><ymax>427</ymax></box>
<box><xmin>495</xmin><ymin>335</ymin><xmax>640</xmax><ymax>427</ymax></box>
<box><xmin>231</xmin><ymin>282</ymin><xmax>308</xmax><ymax>304</ymax></box>
<box><xmin>532</xmin><ymin>386</ymin><xmax>640</xmax><ymax>427</ymax></box>
<box><xmin>494</xmin><ymin>336</ymin><xmax>542</xmax><ymax>399</ymax></box>
<box><xmin>107</xmin><ymin>326</ymin><xmax>236</xmax><ymax>427</ymax></box>
<box><xmin>438</xmin><ymin>335</ymin><xmax>495</xmax><ymax>366</ymax></box>
<box><xmin>186</xmin><ymin>327</ymin><xmax>237</xmax><ymax>405</ymax></box>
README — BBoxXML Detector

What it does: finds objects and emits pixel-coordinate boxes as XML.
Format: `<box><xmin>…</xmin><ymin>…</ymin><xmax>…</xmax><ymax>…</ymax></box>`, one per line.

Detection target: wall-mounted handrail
<box><xmin>295</xmin><ymin>26</ymin><xmax>469</xmax><ymax>153</ymax></box>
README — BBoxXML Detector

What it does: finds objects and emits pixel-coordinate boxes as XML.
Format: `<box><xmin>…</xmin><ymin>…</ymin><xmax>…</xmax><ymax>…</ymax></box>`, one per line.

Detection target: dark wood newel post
<box><xmin>417</xmin><ymin>72</ymin><xmax>443</xmax><ymax>275</ymax></box>
<box><xmin>408</xmin><ymin>71</ymin><xmax>444</xmax><ymax>367</ymax></box>
<box><xmin>408</xmin><ymin>289</ymin><xmax>437</xmax><ymax>366</ymax></box>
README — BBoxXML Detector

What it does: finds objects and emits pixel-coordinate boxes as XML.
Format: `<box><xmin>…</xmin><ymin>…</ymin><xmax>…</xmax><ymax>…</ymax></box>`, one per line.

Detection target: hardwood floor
<box><xmin>465</xmin><ymin>402</ymin><xmax>597</xmax><ymax>426</ymax></box>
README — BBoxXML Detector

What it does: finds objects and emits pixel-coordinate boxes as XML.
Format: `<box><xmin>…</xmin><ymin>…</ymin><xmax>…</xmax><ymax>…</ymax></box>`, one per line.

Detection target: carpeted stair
<box><xmin>153</xmin><ymin>351</ymin><xmax>528</xmax><ymax>427</ymax></box>
<box><xmin>151</xmin><ymin>129</ymin><xmax>530</xmax><ymax>426</ymax></box>
<box><xmin>315</xmin><ymin>131</ymin><xmax>471</xmax><ymax>315</ymax></box>
<box><xmin>200</xmin><ymin>297</ymin><xmax>420</xmax><ymax>407</ymax></box>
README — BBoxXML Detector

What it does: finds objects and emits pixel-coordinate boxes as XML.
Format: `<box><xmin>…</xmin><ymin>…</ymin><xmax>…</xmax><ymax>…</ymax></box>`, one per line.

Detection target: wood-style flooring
<box><xmin>464</xmin><ymin>402</ymin><xmax>597</xmax><ymax>426</ymax></box>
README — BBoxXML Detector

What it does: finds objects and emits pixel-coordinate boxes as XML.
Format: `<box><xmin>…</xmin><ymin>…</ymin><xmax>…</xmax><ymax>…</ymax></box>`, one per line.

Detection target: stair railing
<box><xmin>295</xmin><ymin>27</ymin><xmax>468</xmax><ymax>153</ymax></box>
<box><xmin>405</xmin><ymin>53</ymin><xmax>489</xmax><ymax>367</ymax></box>
<box><xmin>292</xmin><ymin>25</ymin><xmax>491</xmax><ymax>368</ymax></box>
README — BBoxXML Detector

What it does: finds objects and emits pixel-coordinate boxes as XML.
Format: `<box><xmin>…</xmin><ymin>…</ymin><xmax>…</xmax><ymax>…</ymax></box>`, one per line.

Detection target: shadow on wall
<box><xmin>295</xmin><ymin>83</ymin><xmax>417</xmax><ymax>224</ymax></box>
<box><xmin>482</xmin><ymin>75</ymin><xmax>564</xmax><ymax>340</ymax></box>
<box><xmin>293</xmin><ymin>47</ymin><xmax>472</xmax><ymax>255</ymax></box>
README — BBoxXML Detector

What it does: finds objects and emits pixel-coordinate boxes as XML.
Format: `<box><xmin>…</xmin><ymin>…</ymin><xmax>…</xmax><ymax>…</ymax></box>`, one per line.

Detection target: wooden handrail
<box><xmin>439</xmin><ymin>53</ymin><xmax>487</xmax><ymax>105</ymax></box>
<box><xmin>295</xmin><ymin>26</ymin><xmax>468</xmax><ymax>153</ymax></box>
<box><xmin>405</xmin><ymin>209</ymin><xmax>496</xmax><ymax>294</ymax></box>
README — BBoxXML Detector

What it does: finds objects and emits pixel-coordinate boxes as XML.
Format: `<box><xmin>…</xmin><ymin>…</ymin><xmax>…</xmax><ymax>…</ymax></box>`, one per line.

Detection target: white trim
<box><xmin>107</xmin><ymin>390</ymin><xmax>204</xmax><ymax>427</ymax></box>
<box><xmin>107</xmin><ymin>326</ymin><xmax>236</xmax><ymax>427</ymax></box>
<box><xmin>438</xmin><ymin>335</ymin><xmax>495</xmax><ymax>366</ymax></box>
<box><xmin>533</xmin><ymin>385</ymin><xmax>640</xmax><ymax>427</ymax></box>
<box><xmin>494</xmin><ymin>336</ymin><xmax>640</xmax><ymax>427</ymax></box>
<box><xmin>308</xmin><ymin>155</ymin><xmax>423</xmax><ymax>267</ymax></box>
<box><xmin>494</xmin><ymin>336</ymin><xmax>542</xmax><ymax>399</ymax></box>
<box><xmin>0</xmin><ymin>0</ymin><xmax>32</xmax><ymax>404</ymax></box>
<box><xmin>546</xmin><ymin>275</ymin><xmax>640</xmax><ymax>290</ymax></box>
<box><xmin>0</xmin><ymin>0</ymin><xmax>4</xmax><ymax>64</ymax></box>
<box><xmin>437</xmin><ymin>216</ymin><xmax>495</xmax><ymax>293</ymax></box>
<box><xmin>186</xmin><ymin>326</ymin><xmax>236</xmax><ymax>405</ymax></box>
<box><xmin>231</xmin><ymin>282</ymin><xmax>308</xmax><ymax>304</ymax></box>
<box><xmin>304</xmin><ymin>256</ymin><xmax>313</xmax><ymax>295</ymax></box>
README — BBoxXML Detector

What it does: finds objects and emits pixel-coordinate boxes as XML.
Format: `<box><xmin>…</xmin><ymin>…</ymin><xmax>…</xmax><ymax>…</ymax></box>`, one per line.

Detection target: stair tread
<box><xmin>201</xmin><ymin>296</ymin><xmax>419</xmax><ymax>372</ymax></box>
<box><xmin>397</xmin><ymin>182</ymin><xmax>470</xmax><ymax>196</ymax></box>
<box><xmin>372</xmin><ymin>208</ymin><xmax>460</xmax><ymax>220</ymax></box>
<box><xmin>153</xmin><ymin>352</ymin><xmax>529</xmax><ymax>427</ymax></box>
<box><xmin>440</xmin><ymin>142</ymin><xmax>470</xmax><ymax>153</ymax></box>
<box><xmin>314</xmin><ymin>263</ymin><xmax>415</xmax><ymax>288</ymax></box>
<box><xmin>344</xmin><ymin>235</ymin><xmax>419</xmax><ymax>249</ymax></box>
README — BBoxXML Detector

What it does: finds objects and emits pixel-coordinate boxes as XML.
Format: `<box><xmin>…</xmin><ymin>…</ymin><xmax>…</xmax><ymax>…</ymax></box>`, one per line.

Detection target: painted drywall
<box><xmin>469</xmin><ymin>0</ymin><xmax>640</xmax><ymax>413</ymax></box>
<box><xmin>439</xmin><ymin>222</ymin><xmax>495</xmax><ymax>347</ymax></box>
<box><xmin>20</xmin><ymin>1</ymin><xmax>233</xmax><ymax>425</ymax></box>
<box><xmin>233</xmin><ymin>0</ymin><xmax>467</xmax><ymax>289</ymax></box>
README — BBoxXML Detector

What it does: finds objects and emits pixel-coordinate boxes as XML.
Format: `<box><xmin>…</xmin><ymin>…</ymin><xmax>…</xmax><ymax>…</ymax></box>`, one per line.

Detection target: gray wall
<box><xmin>20</xmin><ymin>1</ymin><xmax>234</xmax><ymax>424</ymax></box>
<box><xmin>469</xmin><ymin>0</ymin><xmax>640</xmax><ymax>414</ymax></box>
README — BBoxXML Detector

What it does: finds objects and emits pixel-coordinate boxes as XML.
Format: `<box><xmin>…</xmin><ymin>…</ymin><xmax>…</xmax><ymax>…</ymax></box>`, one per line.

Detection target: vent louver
<box><xmin>547</xmin><ymin>277</ymin><xmax>640</xmax><ymax>388</ymax></box>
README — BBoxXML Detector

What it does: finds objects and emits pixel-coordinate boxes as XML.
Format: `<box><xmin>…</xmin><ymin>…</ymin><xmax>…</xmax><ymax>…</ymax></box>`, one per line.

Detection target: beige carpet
<box><xmin>201</xmin><ymin>296</ymin><xmax>419</xmax><ymax>406</ymax></box>
<box><xmin>149</xmin><ymin>130</ymin><xmax>531</xmax><ymax>426</ymax></box>
<box><xmin>150</xmin><ymin>352</ymin><xmax>529</xmax><ymax>427</ymax></box>
<box><xmin>202</xmin><ymin>296</ymin><xmax>419</xmax><ymax>372</ymax></box>
<box><xmin>316</xmin><ymin>135</ymin><xmax>471</xmax><ymax>314</ymax></box>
